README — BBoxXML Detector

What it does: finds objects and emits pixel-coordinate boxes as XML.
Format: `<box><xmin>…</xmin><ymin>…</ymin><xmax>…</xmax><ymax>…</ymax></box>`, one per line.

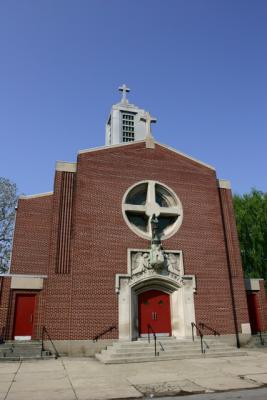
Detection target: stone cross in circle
<box><xmin>141</xmin><ymin>111</ymin><xmax>157</xmax><ymax>138</ymax></box>
<box><xmin>118</xmin><ymin>84</ymin><xmax>130</xmax><ymax>103</ymax></box>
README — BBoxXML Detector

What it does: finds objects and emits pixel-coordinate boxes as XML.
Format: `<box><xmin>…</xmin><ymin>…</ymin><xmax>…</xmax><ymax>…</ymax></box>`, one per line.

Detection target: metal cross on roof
<box><xmin>118</xmin><ymin>84</ymin><xmax>130</xmax><ymax>103</ymax></box>
<box><xmin>140</xmin><ymin>111</ymin><xmax>157</xmax><ymax>138</ymax></box>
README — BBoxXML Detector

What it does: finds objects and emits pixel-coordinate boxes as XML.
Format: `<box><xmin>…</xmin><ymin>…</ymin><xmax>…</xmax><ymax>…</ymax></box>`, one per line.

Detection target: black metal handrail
<box><xmin>41</xmin><ymin>326</ymin><xmax>59</xmax><ymax>359</ymax></box>
<box><xmin>191</xmin><ymin>322</ymin><xmax>205</xmax><ymax>354</ymax></box>
<box><xmin>147</xmin><ymin>324</ymin><xmax>159</xmax><ymax>356</ymax></box>
<box><xmin>258</xmin><ymin>331</ymin><xmax>265</xmax><ymax>346</ymax></box>
<box><xmin>93</xmin><ymin>325</ymin><xmax>116</xmax><ymax>342</ymax></box>
<box><xmin>158</xmin><ymin>341</ymin><xmax>165</xmax><ymax>352</ymax></box>
<box><xmin>198</xmin><ymin>322</ymin><xmax>220</xmax><ymax>337</ymax></box>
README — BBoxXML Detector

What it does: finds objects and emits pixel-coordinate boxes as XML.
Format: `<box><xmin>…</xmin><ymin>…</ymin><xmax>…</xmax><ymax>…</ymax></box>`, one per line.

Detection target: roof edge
<box><xmin>154</xmin><ymin>141</ymin><xmax>215</xmax><ymax>171</ymax></box>
<box><xmin>77</xmin><ymin>139</ymin><xmax>215</xmax><ymax>171</ymax></box>
<box><xmin>0</xmin><ymin>273</ymin><xmax>48</xmax><ymax>278</ymax></box>
<box><xmin>19</xmin><ymin>192</ymin><xmax>53</xmax><ymax>200</ymax></box>
<box><xmin>78</xmin><ymin>139</ymin><xmax>146</xmax><ymax>154</ymax></box>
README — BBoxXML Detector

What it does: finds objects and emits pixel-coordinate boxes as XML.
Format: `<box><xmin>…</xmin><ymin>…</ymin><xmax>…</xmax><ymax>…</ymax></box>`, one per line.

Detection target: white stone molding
<box><xmin>79</xmin><ymin>139</ymin><xmax>145</xmax><ymax>154</ymax></box>
<box><xmin>241</xmin><ymin>323</ymin><xmax>251</xmax><ymax>334</ymax></box>
<box><xmin>56</xmin><ymin>161</ymin><xmax>77</xmax><ymax>172</ymax></box>
<box><xmin>116</xmin><ymin>248</ymin><xmax>196</xmax><ymax>340</ymax></box>
<box><xmin>146</xmin><ymin>136</ymin><xmax>155</xmax><ymax>149</ymax></box>
<box><xmin>19</xmin><ymin>192</ymin><xmax>53</xmax><ymax>199</ymax></box>
<box><xmin>0</xmin><ymin>274</ymin><xmax>48</xmax><ymax>278</ymax></box>
<box><xmin>115</xmin><ymin>273</ymin><xmax>131</xmax><ymax>294</ymax></box>
<box><xmin>244</xmin><ymin>278</ymin><xmax>262</xmax><ymax>291</ymax></box>
<box><xmin>10</xmin><ymin>276</ymin><xmax>46</xmax><ymax>290</ymax></box>
<box><xmin>155</xmin><ymin>142</ymin><xmax>215</xmax><ymax>171</ymax></box>
<box><xmin>217</xmin><ymin>179</ymin><xmax>231</xmax><ymax>189</ymax></box>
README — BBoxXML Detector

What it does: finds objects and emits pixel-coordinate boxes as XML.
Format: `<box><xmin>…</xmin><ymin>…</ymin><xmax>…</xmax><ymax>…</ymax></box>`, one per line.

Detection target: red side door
<box><xmin>138</xmin><ymin>290</ymin><xmax>171</xmax><ymax>336</ymax></box>
<box><xmin>246</xmin><ymin>292</ymin><xmax>261</xmax><ymax>334</ymax></box>
<box><xmin>13</xmin><ymin>294</ymin><xmax>36</xmax><ymax>339</ymax></box>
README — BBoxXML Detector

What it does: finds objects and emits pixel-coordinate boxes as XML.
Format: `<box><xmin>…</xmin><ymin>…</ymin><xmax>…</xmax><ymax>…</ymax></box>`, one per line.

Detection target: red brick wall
<box><xmin>258</xmin><ymin>280</ymin><xmax>267</xmax><ymax>332</ymax></box>
<box><xmin>10</xmin><ymin>195</ymin><xmax>53</xmax><ymax>275</ymax></box>
<box><xmin>218</xmin><ymin>187</ymin><xmax>249</xmax><ymax>335</ymax></box>
<box><xmin>42</xmin><ymin>171</ymin><xmax>73</xmax><ymax>340</ymax></box>
<box><xmin>56</xmin><ymin>142</ymin><xmax>248</xmax><ymax>340</ymax></box>
<box><xmin>8</xmin><ymin>193</ymin><xmax>53</xmax><ymax>339</ymax></box>
<box><xmin>8</xmin><ymin>141</ymin><xmax>250</xmax><ymax>340</ymax></box>
<box><xmin>0</xmin><ymin>277</ymin><xmax>11</xmax><ymax>339</ymax></box>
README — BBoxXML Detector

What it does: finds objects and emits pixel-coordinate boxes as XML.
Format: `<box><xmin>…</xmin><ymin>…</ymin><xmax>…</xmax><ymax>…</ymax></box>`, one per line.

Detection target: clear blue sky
<box><xmin>0</xmin><ymin>0</ymin><xmax>266</xmax><ymax>195</ymax></box>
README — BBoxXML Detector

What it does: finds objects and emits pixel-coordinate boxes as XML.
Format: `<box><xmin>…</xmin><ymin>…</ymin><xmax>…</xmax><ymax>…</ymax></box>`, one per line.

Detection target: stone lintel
<box><xmin>10</xmin><ymin>276</ymin><xmax>45</xmax><ymax>290</ymax></box>
<box><xmin>244</xmin><ymin>278</ymin><xmax>262</xmax><ymax>291</ymax></box>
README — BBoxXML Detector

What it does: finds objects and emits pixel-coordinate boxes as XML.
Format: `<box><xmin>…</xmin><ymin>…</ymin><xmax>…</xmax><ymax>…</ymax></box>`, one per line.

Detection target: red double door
<box><xmin>138</xmin><ymin>290</ymin><xmax>171</xmax><ymax>336</ymax></box>
<box><xmin>13</xmin><ymin>294</ymin><xmax>36</xmax><ymax>339</ymax></box>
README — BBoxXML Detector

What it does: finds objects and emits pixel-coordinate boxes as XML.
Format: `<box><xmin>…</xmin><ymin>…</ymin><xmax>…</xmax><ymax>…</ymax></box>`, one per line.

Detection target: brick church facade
<box><xmin>0</xmin><ymin>87</ymin><xmax>266</xmax><ymax>356</ymax></box>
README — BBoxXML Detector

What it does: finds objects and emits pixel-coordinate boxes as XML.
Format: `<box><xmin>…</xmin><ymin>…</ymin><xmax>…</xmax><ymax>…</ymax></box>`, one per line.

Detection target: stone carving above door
<box><xmin>130</xmin><ymin>250</ymin><xmax>184</xmax><ymax>285</ymax></box>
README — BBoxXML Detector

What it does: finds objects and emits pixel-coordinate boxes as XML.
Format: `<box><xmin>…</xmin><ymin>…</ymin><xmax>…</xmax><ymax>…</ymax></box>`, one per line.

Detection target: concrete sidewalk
<box><xmin>0</xmin><ymin>349</ymin><xmax>267</xmax><ymax>400</ymax></box>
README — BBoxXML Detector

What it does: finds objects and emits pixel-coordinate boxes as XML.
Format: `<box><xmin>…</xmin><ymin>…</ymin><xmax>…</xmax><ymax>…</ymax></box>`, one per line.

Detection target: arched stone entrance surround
<box><xmin>116</xmin><ymin>249</ymin><xmax>196</xmax><ymax>341</ymax></box>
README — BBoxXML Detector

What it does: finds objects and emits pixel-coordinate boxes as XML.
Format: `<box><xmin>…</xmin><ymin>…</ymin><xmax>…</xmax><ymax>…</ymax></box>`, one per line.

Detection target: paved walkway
<box><xmin>0</xmin><ymin>349</ymin><xmax>267</xmax><ymax>400</ymax></box>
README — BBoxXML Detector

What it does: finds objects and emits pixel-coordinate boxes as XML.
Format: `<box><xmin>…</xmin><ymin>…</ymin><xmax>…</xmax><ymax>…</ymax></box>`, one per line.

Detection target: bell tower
<box><xmin>105</xmin><ymin>85</ymin><xmax>156</xmax><ymax>146</ymax></box>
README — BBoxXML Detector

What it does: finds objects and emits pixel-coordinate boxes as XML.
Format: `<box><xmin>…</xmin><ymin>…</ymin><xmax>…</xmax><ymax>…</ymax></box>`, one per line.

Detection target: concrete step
<box><xmin>0</xmin><ymin>355</ymin><xmax>55</xmax><ymax>362</ymax></box>
<box><xmin>95</xmin><ymin>338</ymin><xmax>248</xmax><ymax>364</ymax></box>
<box><xmin>104</xmin><ymin>346</ymin><xmax>234</xmax><ymax>356</ymax></box>
<box><xmin>1</xmin><ymin>343</ymin><xmax>42</xmax><ymax>349</ymax></box>
<box><xmin>0</xmin><ymin>341</ymin><xmax>55</xmax><ymax>361</ymax></box>
<box><xmin>245</xmin><ymin>334</ymin><xmax>267</xmax><ymax>349</ymax></box>
<box><xmin>0</xmin><ymin>346</ymin><xmax>43</xmax><ymax>350</ymax></box>
<box><xmin>0</xmin><ymin>351</ymin><xmax>50</xmax><ymax>357</ymax></box>
<box><xmin>96</xmin><ymin>350</ymin><xmax>248</xmax><ymax>364</ymax></box>
<box><xmin>105</xmin><ymin>349</ymin><xmax>243</xmax><ymax>359</ymax></box>
<box><xmin>138</xmin><ymin>336</ymin><xmax>176</xmax><ymax>341</ymax></box>
<box><xmin>111</xmin><ymin>342</ymin><xmax>228</xmax><ymax>350</ymax></box>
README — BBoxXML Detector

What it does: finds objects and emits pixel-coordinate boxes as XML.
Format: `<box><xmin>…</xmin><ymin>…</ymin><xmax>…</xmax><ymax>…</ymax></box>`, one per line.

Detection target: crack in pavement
<box><xmin>3</xmin><ymin>361</ymin><xmax>22</xmax><ymax>400</ymax></box>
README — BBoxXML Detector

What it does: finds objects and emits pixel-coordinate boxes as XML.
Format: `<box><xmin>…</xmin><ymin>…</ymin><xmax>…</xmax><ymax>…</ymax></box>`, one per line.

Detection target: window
<box><xmin>122</xmin><ymin>113</ymin><xmax>135</xmax><ymax>142</ymax></box>
<box><xmin>122</xmin><ymin>180</ymin><xmax>183</xmax><ymax>240</ymax></box>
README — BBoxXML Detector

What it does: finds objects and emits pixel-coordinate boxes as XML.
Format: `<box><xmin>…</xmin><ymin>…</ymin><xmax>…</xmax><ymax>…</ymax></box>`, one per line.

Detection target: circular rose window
<box><xmin>122</xmin><ymin>180</ymin><xmax>183</xmax><ymax>240</ymax></box>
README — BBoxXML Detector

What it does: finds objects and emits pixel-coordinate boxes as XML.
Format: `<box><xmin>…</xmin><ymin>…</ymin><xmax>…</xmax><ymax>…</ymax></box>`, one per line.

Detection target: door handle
<box><xmin>30</xmin><ymin>314</ymin><xmax>33</xmax><ymax>323</ymax></box>
<box><xmin>151</xmin><ymin>312</ymin><xmax>157</xmax><ymax>320</ymax></box>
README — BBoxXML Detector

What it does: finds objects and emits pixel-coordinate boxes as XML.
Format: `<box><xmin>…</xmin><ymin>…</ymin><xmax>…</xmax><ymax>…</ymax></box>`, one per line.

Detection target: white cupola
<box><xmin>105</xmin><ymin>84</ymin><xmax>156</xmax><ymax>146</ymax></box>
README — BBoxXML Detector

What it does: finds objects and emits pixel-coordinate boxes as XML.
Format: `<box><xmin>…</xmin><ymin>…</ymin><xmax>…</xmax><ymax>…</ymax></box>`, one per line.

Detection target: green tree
<box><xmin>0</xmin><ymin>178</ymin><xmax>18</xmax><ymax>273</ymax></box>
<box><xmin>233</xmin><ymin>189</ymin><xmax>267</xmax><ymax>280</ymax></box>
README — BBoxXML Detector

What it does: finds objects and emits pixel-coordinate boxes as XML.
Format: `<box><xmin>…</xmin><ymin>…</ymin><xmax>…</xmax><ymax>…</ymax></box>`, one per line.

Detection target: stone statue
<box><xmin>151</xmin><ymin>214</ymin><xmax>161</xmax><ymax>245</ymax></box>
<box><xmin>166</xmin><ymin>253</ymin><xmax>180</xmax><ymax>275</ymax></box>
<box><xmin>150</xmin><ymin>214</ymin><xmax>164</xmax><ymax>270</ymax></box>
<box><xmin>131</xmin><ymin>216</ymin><xmax>182</xmax><ymax>280</ymax></box>
<box><xmin>132</xmin><ymin>252</ymin><xmax>149</xmax><ymax>275</ymax></box>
